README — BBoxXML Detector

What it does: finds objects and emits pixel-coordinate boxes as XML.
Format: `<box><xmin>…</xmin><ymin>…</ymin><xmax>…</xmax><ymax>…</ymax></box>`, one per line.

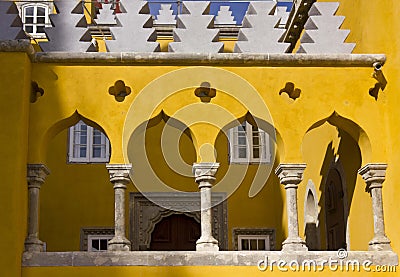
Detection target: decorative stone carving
<box><xmin>214</xmin><ymin>6</ymin><xmax>236</xmax><ymax>25</ymax></box>
<box><xmin>192</xmin><ymin>162</ymin><xmax>220</xmax><ymax>251</ymax></box>
<box><xmin>275</xmin><ymin>163</ymin><xmax>308</xmax><ymax>251</ymax></box>
<box><xmin>30</xmin><ymin>81</ymin><xmax>44</xmax><ymax>103</ymax></box>
<box><xmin>297</xmin><ymin>2</ymin><xmax>355</xmax><ymax>53</ymax></box>
<box><xmin>279</xmin><ymin>82</ymin><xmax>301</xmax><ymax>100</ymax></box>
<box><xmin>154</xmin><ymin>4</ymin><xmax>176</xmax><ymax>25</ymax></box>
<box><xmin>39</xmin><ymin>0</ymin><xmax>96</xmax><ymax>52</ymax></box>
<box><xmin>358</xmin><ymin>163</ymin><xmax>392</xmax><ymax>251</ymax></box>
<box><xmin>168</xmin><ymin>2</ymin><xmax>224</xmax><ymax>53</ymax></box>
<box><xmin>234</xmin><ymin>2</ymin><xmax>290</xmax><ymax>53</ymax></box>
<box><xmin>25</xmin><ymin>164</ymin><xmax>50</xmax><ymax>252</ymax></box>
<box><xmin>108</xmin><ymin>80</ymin><xmax>131</xmax><ymax>102</ymax></box>
<box><xmin>106</xmin><ymin>0</ymin><xmax>160</xmax><ymax>52</ymax></box>
<box><xmin>106</xmin><ymin>164</ymin><xmax>132</xmax><ymax>251</ymax></box>
<box><xmin>129</xmin><ymin>192</ymin><xmax>228</xmax><ymax>250</ymax></box>
<box><xmin>0</xmin><ymin>1</ymin><xmax>28</xmax><ymax>40</ymax></box>
<box><xmin>94</xmin><ymin>4</ymin><xmax>117</xmax><ymax>26</ymax></box>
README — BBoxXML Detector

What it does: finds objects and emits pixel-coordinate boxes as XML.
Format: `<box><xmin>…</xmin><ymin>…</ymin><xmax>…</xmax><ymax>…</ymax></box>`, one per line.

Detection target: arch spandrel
<box><xmin>123</xmin><ymin>67</ymin><xmax>276</xmax><ymax>164</ymax></box>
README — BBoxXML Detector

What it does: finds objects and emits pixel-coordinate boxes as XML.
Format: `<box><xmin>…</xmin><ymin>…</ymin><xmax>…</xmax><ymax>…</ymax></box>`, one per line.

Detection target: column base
<box><xmin>282</xmin><ymin>237</ymin><xmax>308</xmax><ymax>251</ymax></box>
<box><xmin>108</xmin><ymin>236</ymin><xmax>131</xmax><ymax>251</ymax></box>
<box><xmin>196</xmin><ymin>236</ymin><xmax>219</xmax><ymax>251</ymax></box>
<box><xmin>369</xmin><ymin>235</ymin><xmax>392</xmax><ymax>251</ymax></box>
<box><xmin>24</xmin><ymin>237</ymin><xmax>45</xmax><ymax>252</ymax></box>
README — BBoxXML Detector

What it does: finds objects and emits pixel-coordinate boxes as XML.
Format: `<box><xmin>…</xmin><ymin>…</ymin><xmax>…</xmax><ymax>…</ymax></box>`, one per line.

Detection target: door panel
<box><xmin>150</xmin><ymin>214</ymin><xmax>200</xmax><ymax>250</ymax></box>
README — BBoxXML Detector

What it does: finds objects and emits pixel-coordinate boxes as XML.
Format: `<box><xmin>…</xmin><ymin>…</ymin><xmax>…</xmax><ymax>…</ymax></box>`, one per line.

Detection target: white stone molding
<box><xmin>275</xmin><ymin>163</ymin><xmax>308</xmax><ymax>251</ymax></box>
<box><xmin>358</xmin><ymin>163</ymin><xmax>392</xmax><ymax>251</ymax></box>
<box><xmin>154</xmin><ymin>4</ymin><xmax>176</xmax><ymax>26</ymax></box>
<box><xmin>234</xmin><ymin>2</ymin><xmax>290</xmax><ymax>53</ymax></box>
<box><xmin>129</xmin><ymin>192</ymin><xmax>228</xmax><ymax>250</ymax></box>
<box><xmin>214</xmin><ymin>6</ymin><xmax>236</xmax><ymax>25</ymax></box>
<box><xmin>25</xmin><ymin>164</ymin><xmax>50</xmax><ymax>252</ymax></box>
<box><xmin>106</xmin><ymin>0</ymin><xmax>160</xmax><ymax>52</ymax></box>
<box><xmin>80</xmin><ymin>227</ymin><xmax>114</xmax><ymax>251</ymax></box>
<box><xmin>297</xmin><ymin>2</ymin><xmax>356</xmax><ymax>53</ymax></box>
<box><xmin>94</xmin><ymin>4</ymin><xmax>116</xmax><ymax>26</ymax></box>
<box><xmin>192</xmin><ymin>162</ymin><xmax>220</xmax><ymax>251</ymax></box>
<box><xmin>39</xmin><ymin>0</ymin><xmax>96</xmax><ymax>52</ymax></box>
<box><xmin>0</xmin><ymin>1</ymin><xmax>27</xmax><ymax>40</ymax></box>
<box><xmin>168</xmin><ymin>1</ymin><xmax>224</xmax><ymax>53</ymax></box>
<box><xmin>106</xmin><ymin>164</ymin><xmax>132</xmax><ymax>251</ymax></box>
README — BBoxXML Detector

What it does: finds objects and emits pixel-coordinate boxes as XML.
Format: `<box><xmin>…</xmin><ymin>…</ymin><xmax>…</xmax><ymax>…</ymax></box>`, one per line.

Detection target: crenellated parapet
<box><xmin>234</xmin><ymin>2</ymin><xmax>290</xmax><ymax>53</ymax></box>
<box><xmin>106</xmin><ymin>0</ymin><xmax>160</xmax><ymax>52</ymax></box>
<box><xmin>0</xmin><ymin>1</ymin><xmax>28</xmax><ymax>40</ymax></box>
<box><xmin>168</xmin><ymin>2</ymin><xmax>224</xmax><ymax>53</ymax></box>
<box><xmin>297</xmin><ymin>2</ymin><xmax>355</xmax><ymax>53</ymax></box>
<box><xmin>39</xmin><ymin>0</ymin><xmax>96</xmax><ymax>52</ymax></box>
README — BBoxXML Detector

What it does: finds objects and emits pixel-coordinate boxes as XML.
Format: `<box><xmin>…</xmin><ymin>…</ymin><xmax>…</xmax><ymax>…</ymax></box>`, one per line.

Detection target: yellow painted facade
<box><xmin>0</xmin><ymin>0</ymin><xmax>399</xmax><ymax>276</ymax></box>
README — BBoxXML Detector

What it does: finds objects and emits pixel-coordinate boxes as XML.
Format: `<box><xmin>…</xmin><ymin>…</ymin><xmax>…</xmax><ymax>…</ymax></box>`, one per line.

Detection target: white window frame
<box><xmin>228</xmin><ymin>121</ymin><xmax>271</xmax><ymax>163</ymax></box>
<box><xmin>68</xmin><ymin>121</ymin><xmax>110</xmax><ymax>163</ymax></box>
<box><xmin>87</xmin><ymin>235</ymin><xmax>113</xmax><ymax>252</ymax></box>
<box><xmin>21</xmin><ymin>3</ymin><xmax>51</xmax><ymax>38</ymax></box>
<box><xmin>238</xmin><ymin>235</ymin><xmax>271</xmax><ymax>251</ymax></box>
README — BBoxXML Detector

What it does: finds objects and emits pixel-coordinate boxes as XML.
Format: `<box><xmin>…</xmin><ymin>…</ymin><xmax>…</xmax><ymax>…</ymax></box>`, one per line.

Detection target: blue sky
<box><xmin>147</xmin><ymin>1</ymin><xmax>293</xmax><ymax>25</ymax></box>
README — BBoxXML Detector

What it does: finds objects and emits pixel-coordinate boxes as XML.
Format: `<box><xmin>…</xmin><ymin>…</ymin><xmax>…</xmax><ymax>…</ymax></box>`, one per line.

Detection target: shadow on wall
<box><xmin>317</xmin><ymin>129</ymin><xmax>361</xmax><ymax>250</ymax></box>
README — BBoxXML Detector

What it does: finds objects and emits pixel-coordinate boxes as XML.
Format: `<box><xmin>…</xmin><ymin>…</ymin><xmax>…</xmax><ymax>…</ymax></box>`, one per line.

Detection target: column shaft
<box><xmin>358</xmin><ymin>163</ymin><xmax>392</xmax><ymax>251</ymax></box>
<box><xmin>106</xmin><ymin>164</ymin><xmax>132</xmax><ymax>251</ymax></box>
<box><xmin>275</xmin><ymin>163</ymin><xmax>307</xmax><ymax>251</ymax></box>
<box><xmin>25</xmin><ymin>164</ymin><xmax>50</xmax><ymax>252</ymax></box>
<box><xmin>193</xmin><ymin>163</ymin><xmax>219</xmax><ymax>251</ymax></box>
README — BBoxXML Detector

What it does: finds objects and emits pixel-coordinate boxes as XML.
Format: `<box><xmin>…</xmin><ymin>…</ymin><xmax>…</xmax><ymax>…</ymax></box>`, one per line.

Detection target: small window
<box><xmin>238</xmin><ymin>235</ymin><xmax>270</xmax><ymax>251</ymax></box>
<box><xmin>21</xmin><ymin>4</ymin><xmax>51</xmax><ymax>38</ymax></box>
<box><xmin>233</xmin><ymin>228</ymin><xmax>275</xmax><ymax>251</ymax></box>
<box><xmin>228</xmin><ymin>121</ymin><xmax>271</xmax><ymax>163</ymax></box>
<box><xmin>87</xmin><ymin>235</ymin><xmax>113</xmax><ymax>251</ymax></box>
<box><xmin>68</xmin><ymin>121</ymin><xmax>110</xmax><ymax>163</ymax></box>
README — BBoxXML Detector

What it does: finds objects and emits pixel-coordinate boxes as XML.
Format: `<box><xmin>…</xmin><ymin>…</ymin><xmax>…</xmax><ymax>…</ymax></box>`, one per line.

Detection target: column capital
<box><xmin>275</xmin><ymin>163</ymin><xmax>306</xmax><ymax>187</ymax></box>
<box><xmin>193</xmin><ymin>162</ymin><xmax>219</xmax><ymax>184</ymax></box>
<box><xmin>358</xmin><ymin>163</ymin><xmax>387</xmax><ymax>190</ymax></box>
<box><xmin>106</xmin><ymin>164</ymin><xmax>132</xmax><ymax>186</ymax></box>
<box><xmin>27</xmin><ymin>164</ymin><xmax>50</xmax><ymax>188</ymax></box>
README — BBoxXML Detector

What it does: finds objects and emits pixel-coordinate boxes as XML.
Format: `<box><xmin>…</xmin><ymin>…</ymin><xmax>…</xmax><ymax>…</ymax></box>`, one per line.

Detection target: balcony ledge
<box><xmin>22</xmin><ymin>250</ymin><xmax>398</xmax><ymax>267</ymax></box>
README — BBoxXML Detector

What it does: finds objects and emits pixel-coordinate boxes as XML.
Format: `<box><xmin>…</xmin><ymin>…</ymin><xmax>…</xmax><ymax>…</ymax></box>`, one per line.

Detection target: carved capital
<box><xmin>358</xmin><ymin>163</ymin><xmax>387</xmax><ymax>190</ymax></box>
<box><xmin>193</xmin><ymin>163</ymin><xmax>219</xmax><ymax>185</ymax></box>
<box><xmin>106</xmin><ymin>164</ymin><xmax>132</xmax><ymax>187</ymax></box>
<box><xmin>27</xmin><ymin>164</ymin><xmax>50</xmax><ymax>189</ymax></box>
<box><xmin>275</xmin><ymin>163</ymin><xmax>306</xmax><ymax>188</ymax></box>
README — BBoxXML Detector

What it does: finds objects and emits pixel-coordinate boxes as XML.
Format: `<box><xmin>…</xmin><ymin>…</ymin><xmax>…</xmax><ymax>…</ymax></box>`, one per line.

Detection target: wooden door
<box><xmin>325</xmin><ymin>168</ymin><xmax>347</xmax><ymax>250</ymax></box>
<box><xmin>150</xmin><ymin>214</ymin><xmax>200</xmax><ymax>250</ymax></box>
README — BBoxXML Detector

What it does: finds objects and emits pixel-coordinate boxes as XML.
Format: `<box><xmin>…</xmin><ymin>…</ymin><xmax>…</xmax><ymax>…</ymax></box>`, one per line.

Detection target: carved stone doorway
<box><xmin>129</xmin><ymin>192</ymin><xmax>228</xmax><ymax>250</ymax></box>
<box><xmin>325</xmin><ymin>168</ymin><xmax>346</xmax><ymax>250</ymax></box>
<box><xmin>149</xmin><ymin>214</ymin><xmax>200</xmax><ymax>250</ymax></box>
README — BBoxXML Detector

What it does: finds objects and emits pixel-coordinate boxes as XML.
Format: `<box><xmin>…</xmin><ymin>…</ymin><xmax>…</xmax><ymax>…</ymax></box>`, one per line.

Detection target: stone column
<box><xmin>193</xmin><ymin>162</ymin><xmax>219</xmax><ymax>251</ymax></box>
<box><xmin>25</xmin><ymin>164</ymin><xmax>50</xmax><ymax>252</ymax></box>
<box><xmin>106</xmin><ymin>164</ymin><xmax>132</xmax><ymax>251</ymax></box>
<box><xmin>275</xmin><ymin>163</ymin><xmax>308</xmax><ymax>251</ymax></box>
<box><xmin>358</xmin><ymin>163</ymin><xmax>392</xmax><ymax>251</ymax></box>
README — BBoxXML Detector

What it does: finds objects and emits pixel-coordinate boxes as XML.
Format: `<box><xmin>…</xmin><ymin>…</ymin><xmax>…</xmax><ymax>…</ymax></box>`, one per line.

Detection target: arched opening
<box><xmin>304</xmin><ymin>184</ymin><xmax>320</xmax><ymax>250</ymax></box>
<box><xmin>149</xmin><ymin>214</ymin><xmax>200</xmax><ymax>250</ymax></box>
<box><xmin>302</xmin><ymin>112</ymin><xmax>368</xmax><ymax>250</ymax></box>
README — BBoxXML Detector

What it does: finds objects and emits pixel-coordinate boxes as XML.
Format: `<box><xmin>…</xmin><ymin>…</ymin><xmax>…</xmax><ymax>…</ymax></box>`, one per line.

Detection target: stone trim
<box><xmin>22</xmin><ymin>251</ymin><xmax>398</xmax><ymax>267</ymax></box>
<box><xmin>80</xmin><ymin>227</ymin><xmax>114</xmax><ymax>251</ymax></box>
<box><xmin>232</xmin><ymin>228</ymin><xmax>276</xmax><ymax>251</ymax></box>
<box><xmin>129</xmin><ymin>192</ymin><xmax>228</xmax><ymax>250</ymax></box>
<box><xmin>33</xmin><ymin>52</ymin><xmax>386</xmax><ymax>67</ymax></box>
<box><xmin>0</xmin><ymin>40</ymin><xmax>35</xmax><ymax>55</ymax></box>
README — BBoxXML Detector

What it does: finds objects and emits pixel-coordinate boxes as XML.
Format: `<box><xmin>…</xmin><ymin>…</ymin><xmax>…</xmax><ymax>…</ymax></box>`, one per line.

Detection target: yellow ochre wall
<box><xmin>0</xmin><ymin>52</ymin><xmax>31</xmax><ymax>276</ymax></box>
